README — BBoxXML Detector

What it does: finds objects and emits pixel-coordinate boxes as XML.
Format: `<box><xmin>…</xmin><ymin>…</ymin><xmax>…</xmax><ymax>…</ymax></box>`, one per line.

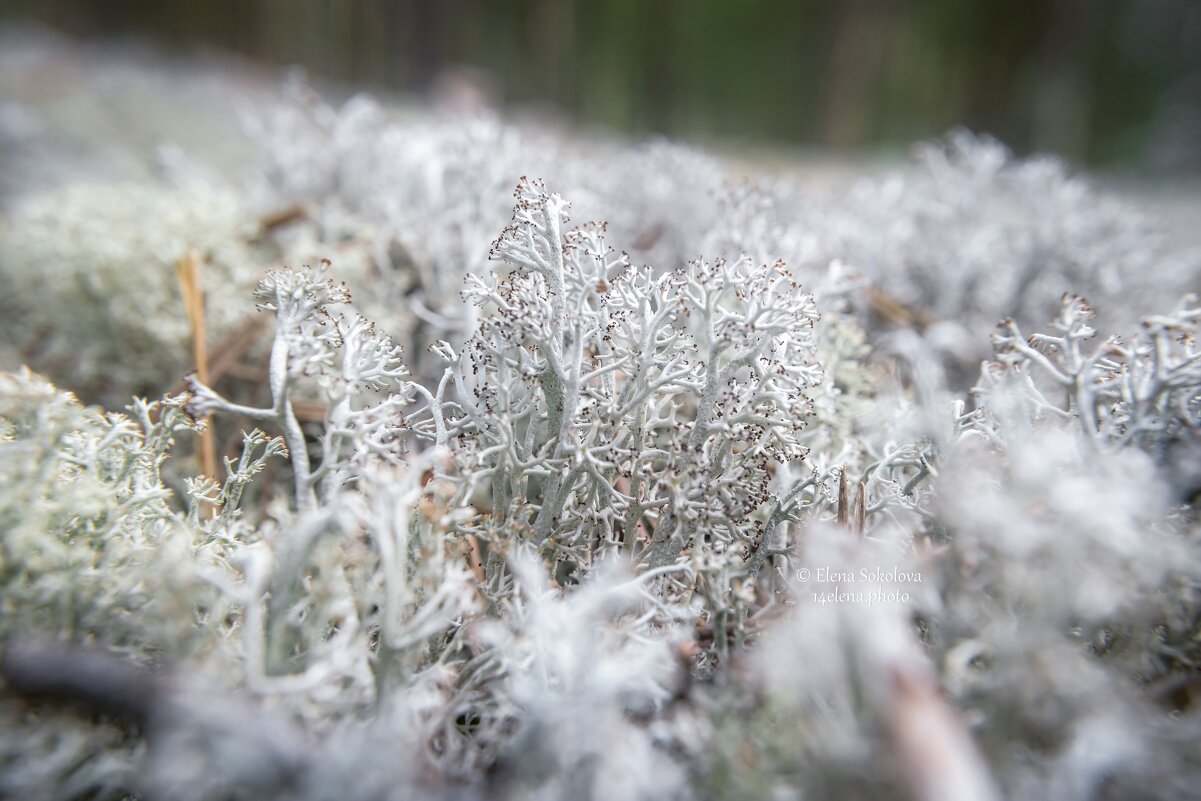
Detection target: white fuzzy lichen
<box><xmin>2</xmin><ymin>70</ymin><xmax>1201</xmax><ymax>800</ymax></box>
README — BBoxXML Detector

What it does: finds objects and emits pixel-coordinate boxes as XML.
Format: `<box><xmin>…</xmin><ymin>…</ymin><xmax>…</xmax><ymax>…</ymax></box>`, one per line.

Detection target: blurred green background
<box><xmin>3</xmin><ymin>0</ymin><xmax>1199</xmax><ymax>170</ymax></box>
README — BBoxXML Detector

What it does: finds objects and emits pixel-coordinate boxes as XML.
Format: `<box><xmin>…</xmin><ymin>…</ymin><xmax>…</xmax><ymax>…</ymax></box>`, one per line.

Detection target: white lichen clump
<box><xmin>2</xmin><ymin>77</ymin><xmax>1201</xmax><ymax>801</ymax></box>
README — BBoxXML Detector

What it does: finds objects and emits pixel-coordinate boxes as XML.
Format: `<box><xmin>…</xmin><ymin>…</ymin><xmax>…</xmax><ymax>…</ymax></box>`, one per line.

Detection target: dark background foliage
<box><xmin>3</xmin><ymin>0</ymin><xmax>1200</xmax><ymax>170</ymax></box>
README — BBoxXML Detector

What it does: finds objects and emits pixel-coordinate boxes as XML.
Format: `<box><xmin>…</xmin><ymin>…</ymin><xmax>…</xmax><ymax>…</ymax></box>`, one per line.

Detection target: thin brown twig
<box><xmin>836</xmin><ymin>468</ymin><xmax>850</xmax><ymax>527</ymax></box>
<box><xmin>865</xmin><ymin>286</ymin><xmax>940</xmax><ymax>330</ymax></box>
<box><xmin>258</xmin><ymin>202</ymin><xmax>311</xmax><ymax>232</ymax></box>
<box><xmin>854</xmin><ymin>480</ymin><xmax>866</xmax><ymax>537</ymax></box>
<box><xmin>176</xmin><ymin>249</ymin><xmax>219</xmax><ymax>492</ymax></box>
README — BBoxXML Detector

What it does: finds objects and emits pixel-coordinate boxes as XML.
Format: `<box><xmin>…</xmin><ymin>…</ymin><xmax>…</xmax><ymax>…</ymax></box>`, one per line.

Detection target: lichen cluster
<box><xmin>2</xmin><ymin>77</ymin><xmax>1201</xmax><ymax>801</ymax></box>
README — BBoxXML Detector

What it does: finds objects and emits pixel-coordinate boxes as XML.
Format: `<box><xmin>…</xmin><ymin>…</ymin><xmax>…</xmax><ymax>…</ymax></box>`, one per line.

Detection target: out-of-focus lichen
<box><xmin>2</xmin><ymin>70</ymin><xmax>1201</xmax><ymax>799</ymax></box>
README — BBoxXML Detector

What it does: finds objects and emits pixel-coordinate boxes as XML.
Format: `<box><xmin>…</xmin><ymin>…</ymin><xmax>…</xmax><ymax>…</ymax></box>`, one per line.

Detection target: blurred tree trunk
<box><xmin>821</xmin><ymin>0</ymin><xmax>888</xmax><ymax>147</ymax></box>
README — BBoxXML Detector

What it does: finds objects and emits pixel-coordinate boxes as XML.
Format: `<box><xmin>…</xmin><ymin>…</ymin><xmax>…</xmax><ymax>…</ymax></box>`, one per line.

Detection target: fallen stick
<box><xmin>176</xmin><ymin>249</ymin><xmax>218</xmax><ymax>489</ymax></box>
